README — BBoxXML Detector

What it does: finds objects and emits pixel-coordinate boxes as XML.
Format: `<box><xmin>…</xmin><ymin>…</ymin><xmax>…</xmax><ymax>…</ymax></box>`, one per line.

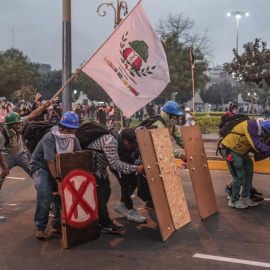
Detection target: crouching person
<box><xmin>31</xmin><ymin>111</ymin><xmax>81</xmax><ymax>240</ymax></box>
<box><xmin>221</xmin><ymin>119</ymin><xmax>270</xmax><ymax>209</ymax></box>
<box><xmin>113</xmin><ymin>128</ymin><xmax>146</xmax><ymax>223</ymax></box>
<box><xmin>86</xmin><ymin>128</ymin><xmax>144</xmax><ymax>234</ymax></box>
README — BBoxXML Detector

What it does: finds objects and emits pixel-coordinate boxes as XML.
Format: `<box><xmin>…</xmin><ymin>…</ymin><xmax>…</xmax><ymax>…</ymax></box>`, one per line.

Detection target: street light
<box><xmin>227</xmin><ymin>11</ymin><xmax>249</xmax><ymax>53</ymax></box>
<box><xmin>97</xmin><ymin>0</ymin><xmax>128</xmax><ymax>29</ymax></box>
<box><xmin>227</xmin><ymin>11</ymin><xmax>249</xmax><ymax>105</ymax></box>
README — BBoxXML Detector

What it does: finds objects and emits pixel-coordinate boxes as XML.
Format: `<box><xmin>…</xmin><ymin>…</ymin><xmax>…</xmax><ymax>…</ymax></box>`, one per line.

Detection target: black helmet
<box><xmin>53</xmin><ymin>97</ymin><xmax>60</xmax><ymax>103</ymax></box>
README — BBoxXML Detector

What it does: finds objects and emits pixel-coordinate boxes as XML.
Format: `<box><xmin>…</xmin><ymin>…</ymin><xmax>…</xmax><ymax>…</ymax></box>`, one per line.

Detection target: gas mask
<box><xmin>8</xmin><ymin>123</ymin><xmax>22</xmax><ymax>135</ymax></box>
<box><xmin>53</xmin><ymin>103</ymin><xmax>60</xmax><ymax>110</ymax></box>
<box><xmin>19</xmin><ymin>103</ymin><xmax>27</xmax><ymax>111</ymax></box>
<box><xmin>168</xmin><ymin>114</ymin><xmax>178</xmax><ymax>126</ymax></box>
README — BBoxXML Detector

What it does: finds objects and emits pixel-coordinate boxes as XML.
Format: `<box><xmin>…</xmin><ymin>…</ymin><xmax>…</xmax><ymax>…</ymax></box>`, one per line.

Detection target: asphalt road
<box><xmin>0</xmin><ymin>165</ymin><xmax>270</xmax><ymax>270</ymax></box>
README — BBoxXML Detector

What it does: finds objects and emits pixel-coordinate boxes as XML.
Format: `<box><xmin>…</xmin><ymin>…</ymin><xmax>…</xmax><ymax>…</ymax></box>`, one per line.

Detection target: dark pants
<box><xmin>221</xmin><ymin>149</ymin><xmax>253</xmax><ymax>202</ymax></box>
<box><xmin>114</xmin><ymin>172</ymin><xmax>137</xmax><ymax>210</ymax></box>
<box><xmin>95</xmin><ymin>174</ymin><xmax>111</xmax><ymax>226</ymax></box>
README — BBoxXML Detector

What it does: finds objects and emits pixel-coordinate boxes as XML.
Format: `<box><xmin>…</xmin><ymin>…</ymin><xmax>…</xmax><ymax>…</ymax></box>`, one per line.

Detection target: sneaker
<box><xmin>101</xmin><ymin>222</ymin><xmax>126</xmax><ymax>235</ymax></box>
<box><xmin>127</xmin><ymin>209</ymin><xmax>147</xmax><ymax>223</ymax></box>
<box><xmin>241</xmin><ymin>197</ymin><xmax>259</xmax><ymax>207</ymax></box>
<box><xmin>250</xmin><ymin>187</ymin><xmax>263</xmax><ymax>196</ymax></box>
<box><xmin>228</xmin><ymin>199</ymin><xmax>248</xmax><ymax>209</ymax></box>
<box><xmin>224</xmin><ymin>185</ymin><xmax>232</xmax><ymax>196</ymax></box>
<box><xmin>145</xmin><ymin>201</ymin><xmax>155</xmax><ymax>211</ymax></box>
<box><xmin>250</xmin><ymin>195</ymin><xmax>264</xmax><ymax>203</ymax></box>
<box><xmin>114</xmin><ymin>201</ymin><xmax>128</xmax><ymax>217</ymax></box>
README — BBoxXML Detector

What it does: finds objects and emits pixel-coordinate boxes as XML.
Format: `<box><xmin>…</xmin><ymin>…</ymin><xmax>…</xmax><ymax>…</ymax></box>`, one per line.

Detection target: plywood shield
<box><xmin>136</xmin><ymin>129</ymin><xmax>190</xmax><ymax>241</ymax></box>
<box><xmin>56</xmin><ymin>150</ymin><xmax>100</xmax><ymax>248</ymax></box>
<box><xmin>181</xmin><ymin>126</ymin><xmax>218</xmax><ymax>219</ymax></box>
<box><xmin>150</xmin><ymin>129</ymin><xmax>191</xmax><ymax>230</ymax></box>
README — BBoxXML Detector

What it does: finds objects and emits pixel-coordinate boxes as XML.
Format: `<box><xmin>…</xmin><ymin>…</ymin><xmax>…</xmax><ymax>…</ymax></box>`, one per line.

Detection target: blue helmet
<box><xmin>60</xmin><ymin>111</ymin><xmax>79</xmax><ymax>129</ymax></box>
<box><xmin>261</xmin><ymin>120</ymin><xmax>270</xmax><ymax>134</ymax></box>
<box><xmin>162</xmin><ymin>101</ymin><xmax>183</xmax><ymax>116</ymax></box>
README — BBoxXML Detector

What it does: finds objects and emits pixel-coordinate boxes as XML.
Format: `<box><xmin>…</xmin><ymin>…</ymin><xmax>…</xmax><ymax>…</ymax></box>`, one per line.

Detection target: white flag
<box><xmin>82</xmin><ymin>1</ymin><xmax>170</xmax><ymax>118</ymax></box>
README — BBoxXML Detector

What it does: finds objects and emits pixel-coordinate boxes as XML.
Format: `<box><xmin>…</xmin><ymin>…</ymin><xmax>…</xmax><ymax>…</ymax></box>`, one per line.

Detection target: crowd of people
<box><xmin>1</xmin><ymin>95</ymin><xmax>270</xmax><ymax>242</ymax></box>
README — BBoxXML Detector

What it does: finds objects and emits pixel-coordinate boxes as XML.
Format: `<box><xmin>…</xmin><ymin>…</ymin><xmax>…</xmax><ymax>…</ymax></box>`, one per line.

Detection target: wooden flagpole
<box><xmin>50</xmin><ymin>68</ymin><xmax>82</xmax><ymax>102</ymax></box>
<box><xmin>190</xmin><ymin>50</ymin><xmax>195</xmax><ymax>117</ymax></box>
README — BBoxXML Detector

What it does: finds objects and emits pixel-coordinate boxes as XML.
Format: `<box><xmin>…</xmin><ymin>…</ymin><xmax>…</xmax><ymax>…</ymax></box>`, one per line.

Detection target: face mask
<box><xmin>20</xmin><ymin>104</ymin><xmax>26</xmax><ymax>111</ymax></box>
<box><xmin>8</xmin><ymin>124</ymin><xmax>22</xmax><ymax>135</ymax></box>
<box><xmin>53</xmin><ymin>103</ymin><xmax>60</xmax><ymax>109</ymax></box>
<box><xmin>168</xmin><ymin>119</ymin><xmax>178</xmax><ymax>126</ymax></box>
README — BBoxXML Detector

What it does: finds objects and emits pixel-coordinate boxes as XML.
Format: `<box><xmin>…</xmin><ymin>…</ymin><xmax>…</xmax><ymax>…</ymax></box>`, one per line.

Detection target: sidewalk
<box><xmin>202</xmin><ymin>133</ymin><xmax>219</xmax><ymax>142</ymax></box>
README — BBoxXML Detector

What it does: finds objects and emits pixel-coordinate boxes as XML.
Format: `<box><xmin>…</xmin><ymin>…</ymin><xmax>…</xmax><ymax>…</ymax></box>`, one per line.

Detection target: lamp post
<box><xmin>227</xmin><ymin>11</ymin><xmax>249</xmax><ymax>105</ymax></box>
<box><xmin>62</xmin><ymin>0</ymin><xmax>72</xmax><ymax>113</ymax></box>
<box><xmin>97</xmin><ymin>1</ymin><xmax>128</xmax><ymax>132</ymax></box>
<box><xmin>97</xmin><ymin>0</ymin><xmax>128</xmax><ymax>29</ymax></box>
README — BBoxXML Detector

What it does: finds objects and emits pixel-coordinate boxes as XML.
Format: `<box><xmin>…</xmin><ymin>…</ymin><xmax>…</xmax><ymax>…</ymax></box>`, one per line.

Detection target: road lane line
<box><xmin>193</xmin><ymin>254</ymin><xmax>270</xmax><ymax>268</ymax></box>
<box><xmin>6</xmin><ymin>177</ymin><xmax>26</xmax><ymax>180</ymax></box>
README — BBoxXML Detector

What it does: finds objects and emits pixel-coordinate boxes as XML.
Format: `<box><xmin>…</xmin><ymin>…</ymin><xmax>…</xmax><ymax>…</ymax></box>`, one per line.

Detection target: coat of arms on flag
<box><xmin>81</xmin><ymin>0</ymin><xmax>170</xmax><ymax>118</ymax></box>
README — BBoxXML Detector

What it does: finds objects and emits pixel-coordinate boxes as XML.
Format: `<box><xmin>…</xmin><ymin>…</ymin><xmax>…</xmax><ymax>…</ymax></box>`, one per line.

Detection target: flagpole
<box><xmin>50</xmin><ymin>68</ymin><xmax>82</xmax><ymax>102</ymax></box>
<box><xmin>190</xmin><ymin>50</ymin><xmax>195</xmax><ymax>117</ymax></box>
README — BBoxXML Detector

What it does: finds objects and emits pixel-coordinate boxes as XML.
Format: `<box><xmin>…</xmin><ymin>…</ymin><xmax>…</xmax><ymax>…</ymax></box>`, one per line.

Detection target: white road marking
<box><xmin>6</xmin><ymin>177</ymin><xmax>26</xmax><ymax>180</ymax></box>
<box><xmin>193</xmin><ymin>254</ymin><xmax>270</xmax><ymax>268</ymax></box>
<box><xmin>263</xmin><ymin>198</ymin><xmax>270</xmax><ymax>201</ymax></box>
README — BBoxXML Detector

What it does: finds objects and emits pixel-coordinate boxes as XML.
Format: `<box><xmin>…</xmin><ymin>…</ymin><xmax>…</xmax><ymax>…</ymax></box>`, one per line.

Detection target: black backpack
<box><xmin>139</xmin><ymin>116</ymin><xmax>166</xmax><ymax>129</ymax></box>
<box><xmin>76</xmin><ymin>122</ymin><xmax>114</xmax><ymax>150</ymax></box>
<box><xmin>22</xmin><ymin>121</ymin><xmax>54</xmax><ymax>153</ymax></box>
<box><xmin>219</xmin><ymin>114</ymin><xmax>250</xmax><ymax>138</ymax></box>
<box><xmin>216</xmin><ymin>114</ymin><xmax>250</xmax><ymax>156</ymax></box>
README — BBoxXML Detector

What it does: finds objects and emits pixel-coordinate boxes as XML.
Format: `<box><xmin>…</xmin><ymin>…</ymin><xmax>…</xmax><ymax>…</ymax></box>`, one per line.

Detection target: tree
<box><xmin>200</xmin><ymin>80</ymin><xmax>234</xmax><ymax>110</ymax></box>
<box><xmin>12</xmin><ymin>85</ymin><xmax>37</xmax><ymax>102</ymax></box>
<box><xmin>0</xmin><ymin>48</ymin><xmax>41</xmax><ymax>100</ymax></box>
<box><xmin>155</xmin><ymin>14</ymin><xmax>211</xmax><ymax>104</ymax></box>
<box><xmin>223</xmin><ymin>38</ymin><xmax>270</xmax><ymax>116</ymax></box>
<box><xmin>39</xmin><ymin>70</ymin><xmax>62</xmax><ymax>100</ymax></box>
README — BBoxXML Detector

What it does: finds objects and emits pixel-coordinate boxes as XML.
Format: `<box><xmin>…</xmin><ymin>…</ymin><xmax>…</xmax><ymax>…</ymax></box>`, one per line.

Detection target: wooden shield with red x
<box><xmin>56</xmin><ymin>151</ymin><xmax>99</xmax><ymax>248</ymax></box>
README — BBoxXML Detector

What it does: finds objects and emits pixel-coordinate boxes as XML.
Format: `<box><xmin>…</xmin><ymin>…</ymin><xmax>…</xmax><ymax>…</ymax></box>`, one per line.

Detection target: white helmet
<box><xmin>185</xmin><ymin>107</ymin><xmax>191</xmax><ymax>112</ymax></box>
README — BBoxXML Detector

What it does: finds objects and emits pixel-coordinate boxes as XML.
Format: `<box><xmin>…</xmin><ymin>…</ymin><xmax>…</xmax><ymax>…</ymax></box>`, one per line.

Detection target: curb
<box><xmin>175</xmin><ymin>158</ymin><xmax>270</xmax><ymax>174</ymax></box>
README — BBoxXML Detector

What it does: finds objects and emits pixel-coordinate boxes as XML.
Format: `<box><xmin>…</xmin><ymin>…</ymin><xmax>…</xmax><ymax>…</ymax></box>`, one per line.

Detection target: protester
<box><xmin>148</xmin><ymin>104</ymin><xmax>156</xmax><ymax>117</ymax></box>
<box><xmin>86</xmin><ymin>126</ymin><xmax>144</xmax><ymax>234</ymax></box>
<box><xmin>221</xmin><ymin>118</ymin><xmax>270</xmax><ymax>208</ymax></box>
<box><xmin>137</xmin><ymin>101</ymin><xmax>187</xmax><ymax>210</ymax></box>
<box><xmin>113</xmin><ymin>128</ymin><xmax>146</xmax><ymax>223</ymax></box>
<box><xmin>31</xmin><ymin>93</ymin><xmax>48</xmax><ymax>121</ymax></box>
<box><xmin>73</xmin><ymin>104</ymin><xmax>82</xmax><ymax>118</ymax></box>
<box><xmin>90</xmin><ymin>102</ymin><xmax>96</xmax><ymax>120</ymax></box>
<box><xmin>0</xmin><ymin>102</ymin><xmax>50</xmax><ymax>190</ymax></box>
<box><xmin>184</xmin><ymin>107</ymin><xmax>195</xmax><ymax>126</ymax></box>
<box><xmin>47</xmin><ymin>97</ymin><xmax>62</xmax><ymax>125</ymax></box>
<box><xmin>17</xmin><ymin>100</ymin><xmax>31</xmax><ymax>117</ymax></box>
<box><xmin>31</xmin><ymin>111</ymin><xmax>81</xmax><ymax>240</ymax></box>
<box><xmin>0</xmin><ymin>97</ymin><xmax>13</xmax><ymax>125</ymax></box>
<box><xmin>220</xmin><ymin>102</ymin><xmax>237</xmax><ymax>125</ymax></box>
<box><xmin>97</xmin><ymin>106</ymin><xmax>107</xmax><ymax>126</ymax></box>
<box><xmin>220</xmin><ymin>104</ymin><xmax>263</xmax><ymax>202</ymax></box>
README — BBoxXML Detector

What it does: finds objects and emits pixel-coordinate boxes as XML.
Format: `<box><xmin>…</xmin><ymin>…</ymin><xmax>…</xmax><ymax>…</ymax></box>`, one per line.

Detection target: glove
<box><xmin>227</xmin><ymin>154</ymin><xmax>233</xmax><ymax>162</ymax></box>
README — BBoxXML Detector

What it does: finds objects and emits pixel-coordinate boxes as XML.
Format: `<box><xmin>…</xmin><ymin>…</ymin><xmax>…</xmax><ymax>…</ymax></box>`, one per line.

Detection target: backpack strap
<box><xmin>0</xmin><ymin>126</ymin><xmax>10</xmax><ymax>146</ymax></box>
